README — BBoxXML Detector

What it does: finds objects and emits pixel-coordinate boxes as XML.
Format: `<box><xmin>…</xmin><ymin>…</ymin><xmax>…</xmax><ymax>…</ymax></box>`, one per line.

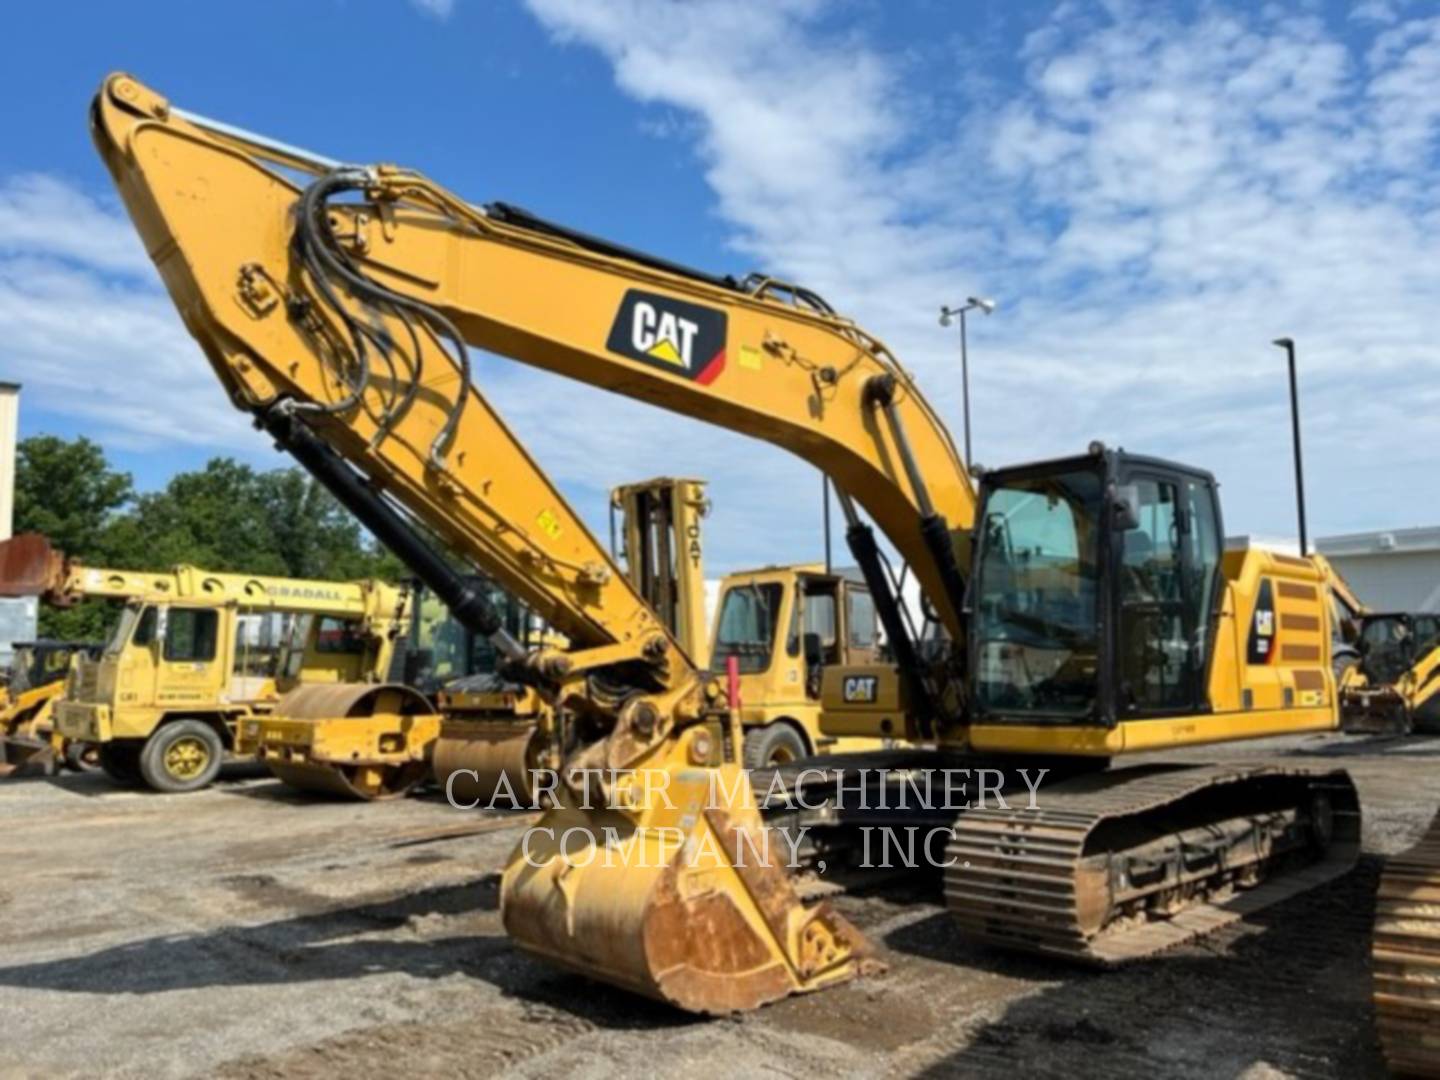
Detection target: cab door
<box><xmin>153</xmin><ymin>605</ymin><xmax>227</xmax><ymax>709</ymax></box>
<box><xmin>1114</xmin><ymin>471</ymin><xmax>1222</xmax><ymax>716</ymax></box>
<box><xmin>112</xmin><ymin>604</ymin><xmax>159</xmax><ymax>715</ymax></box>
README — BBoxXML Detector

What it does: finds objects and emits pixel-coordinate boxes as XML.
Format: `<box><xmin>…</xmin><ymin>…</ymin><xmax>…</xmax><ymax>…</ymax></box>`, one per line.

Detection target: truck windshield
<box><xmin>105</xmin><ymin>604</ymin><xmax>149</xmax><ymax>657</ymax></box>
<box><xmin>712</xmin><ymin>584</ymin><xmax>782</xmax><ymax>674</ymax></box>
<box><xmin>972</xmin><ymin>468</ymin><xmax>1104</xmax><ymax>719</ymax></box>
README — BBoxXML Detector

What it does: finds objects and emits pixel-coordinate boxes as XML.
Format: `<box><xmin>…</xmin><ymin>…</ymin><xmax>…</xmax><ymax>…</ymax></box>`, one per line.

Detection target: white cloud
<box><xmin>0</xmin><ymin>175</ymin><xmax>150</xmax><ymax>276</ymax></box>
<box><xmin>410</xmin><ymin>0</ymin><xmax>455</xmax><ymax>19</ymax></box>
<box><xmin>522</xmin><ymin>0</ymin><xmax>1440</xmax><ymax>550</ymax></box>
<box><xmin>0</xmin><ymin>178</ymin><xmax>264</xmax><ymax>459</ymax></box>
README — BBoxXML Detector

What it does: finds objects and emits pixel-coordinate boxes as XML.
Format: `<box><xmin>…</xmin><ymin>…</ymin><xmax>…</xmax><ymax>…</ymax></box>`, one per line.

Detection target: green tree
<box><xmin>13</xmin><ymin>435</ymin><xmax>133</xmax><ymax>557</ymax></box>
<box><xmin>12</xmin><ymin>436</ymin><xmax>135</xmax><ymax>643</ymax></box>
<box><xmin>113</xmin><ymin>458</ymin><xmax>402</xmax><ymax>581</ymax></box>
<box><xmin>12</xmin><ymin>440</ymin><xmax>404</xmax><ymax>645</ymax></box>
<box><xmin>257</xmin><ymin>469</ymin><xmax>404</xmax><ymax>581</ymax></box>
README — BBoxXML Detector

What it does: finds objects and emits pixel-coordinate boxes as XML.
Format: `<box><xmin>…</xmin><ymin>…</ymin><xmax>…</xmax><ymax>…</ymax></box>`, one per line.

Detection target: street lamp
<box><xmin>939</xmin><ymin>297</ymin><xmax>997</xmax><ymax>467</ymax></box>
<box><xmin>1271</xmin><ymin>337</ymin><xmax>1309</xmax><ymax>557</ymax></box>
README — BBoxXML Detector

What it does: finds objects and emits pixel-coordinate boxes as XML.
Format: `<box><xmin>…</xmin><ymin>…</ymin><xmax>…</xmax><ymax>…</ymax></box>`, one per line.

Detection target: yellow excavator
<box><xmin>0</xmin><ymin>639</ymin><xmax>102</xmax><ymax>775</ymax></box>
<box><xmin>0</xmin><ymin>531</ymin><xmax>413</xmax><ymax>793</ymax></box>
<box><xmin>93</xmin><ymin>74</ymin><xmax>1431</xmax><ymax>1035</ymax></box>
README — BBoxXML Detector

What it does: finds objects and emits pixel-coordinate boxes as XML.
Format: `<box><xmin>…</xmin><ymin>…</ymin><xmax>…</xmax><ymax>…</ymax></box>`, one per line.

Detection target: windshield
<box><xmin>712</xmin><ymin>583</ymin><xmax>783</xmax><ymax>674</ymax></box>
<box><xmin>972</xmin><ymin>468</ymin><xmax>1104</xmax><ymax>718</ymax></box>
<box><xmin>105</xmin><ymin>604</ymin><xmax>146</xmax><ymax>657</ymax></box>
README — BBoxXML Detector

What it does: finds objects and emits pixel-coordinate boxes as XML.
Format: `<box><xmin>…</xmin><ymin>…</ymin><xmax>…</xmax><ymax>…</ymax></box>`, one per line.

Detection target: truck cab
<box><xmin>710</xmin><ymin>564</ymin><xmax>881</xmax><ymax>766</ymax></box>
<box><xmin>58</xmin><ymin>596</ymin><xmax>401</xmax><ymax>792</ymax></box>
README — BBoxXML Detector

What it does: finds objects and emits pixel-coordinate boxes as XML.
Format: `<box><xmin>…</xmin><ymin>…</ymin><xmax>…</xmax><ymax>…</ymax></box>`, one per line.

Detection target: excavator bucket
<box><xmin>501</xmin><ymin>749</ymin><xmax>865</xmax><ymax>1014</ymax></box>
<box><xmin>0</xmin><ymin>534</ymin><xmax>66</xmax><ymax>601</ymax></box>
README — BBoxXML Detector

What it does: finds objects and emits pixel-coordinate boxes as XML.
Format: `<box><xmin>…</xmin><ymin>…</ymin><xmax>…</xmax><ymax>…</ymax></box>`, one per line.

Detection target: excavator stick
<box><xmin>1374</xmin><ymin>810</ymin><xmax>1440</xmax><ymax>1077</ymax></box>
<box><xmin>501</xmin><ymin>724</ymin><xmax>865</xmax><ymax>1014</ymax></box>
<box><xmin>250</xmin><ymin>683</ymin><xmax>439</xmax><ymax>800</ymax></box>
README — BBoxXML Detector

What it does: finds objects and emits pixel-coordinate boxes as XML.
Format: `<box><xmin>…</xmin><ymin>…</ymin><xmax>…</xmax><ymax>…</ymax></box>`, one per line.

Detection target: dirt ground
<box><xmin>1</xmin><ymin>732</ymin><xmax>1436</xmax><ymax>1079</ymax></box>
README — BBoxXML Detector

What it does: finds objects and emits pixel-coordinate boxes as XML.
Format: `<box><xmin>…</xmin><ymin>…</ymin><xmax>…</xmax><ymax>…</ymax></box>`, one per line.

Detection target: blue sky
<box><xmin>4</xmin><ymin>0</ymin><xmax>1438</xmax><ymax>571</ymax></box>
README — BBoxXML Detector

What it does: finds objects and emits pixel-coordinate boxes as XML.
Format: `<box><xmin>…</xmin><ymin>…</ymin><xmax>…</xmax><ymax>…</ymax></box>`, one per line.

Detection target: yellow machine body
<box><xmin>91</xmin><ymin>74</ymin><xmax>1367</xmax><ymax>1016</ymax></box>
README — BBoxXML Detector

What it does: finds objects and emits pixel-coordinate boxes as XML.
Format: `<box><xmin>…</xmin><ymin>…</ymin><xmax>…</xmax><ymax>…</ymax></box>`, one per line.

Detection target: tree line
<box><xmin>14</xmin><ymin>435</ymin><xmax>404</xmax><ymax>641</ymax></box>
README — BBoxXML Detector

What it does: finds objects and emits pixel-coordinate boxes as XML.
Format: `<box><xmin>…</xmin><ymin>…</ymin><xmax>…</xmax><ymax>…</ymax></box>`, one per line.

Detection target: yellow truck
<box><xmin>0</xmin><ymin>533</ymin><xmax>412</xmax><ymax>793</ymax></box>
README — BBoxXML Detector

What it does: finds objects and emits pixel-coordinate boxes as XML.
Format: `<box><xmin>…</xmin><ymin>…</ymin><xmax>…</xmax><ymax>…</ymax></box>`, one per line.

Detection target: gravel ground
<box><xmin>0</xmin><ymin>732</ymin><xmax>1436</xmax><ymax>1079</ymax></box>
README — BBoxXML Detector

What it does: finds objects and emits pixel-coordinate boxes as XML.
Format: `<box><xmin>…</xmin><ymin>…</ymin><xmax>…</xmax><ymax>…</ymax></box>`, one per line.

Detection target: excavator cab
<box><xmin>969</xmin><ymin>446</ymin><xmax>1225</xmax><ymax>729</ymax></box>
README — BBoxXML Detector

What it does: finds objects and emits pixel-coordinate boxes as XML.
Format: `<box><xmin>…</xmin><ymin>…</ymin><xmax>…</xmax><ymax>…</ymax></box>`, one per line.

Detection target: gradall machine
<box><xmin>0</xmin><ymin>532</ymin><xmax>412</xmax><ymax>793</ymax></box>
<box><xmin>95</xmin><ymin>74</ymin><xmax>1433</xmax><ymax>1035</ymax></box>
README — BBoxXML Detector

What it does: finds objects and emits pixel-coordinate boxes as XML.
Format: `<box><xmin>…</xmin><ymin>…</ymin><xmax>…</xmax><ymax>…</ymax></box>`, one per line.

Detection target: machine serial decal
<box><xmin>606</xmin><ymin>290</ymin><xmax>727</xmax><ymax>385</ymax></box>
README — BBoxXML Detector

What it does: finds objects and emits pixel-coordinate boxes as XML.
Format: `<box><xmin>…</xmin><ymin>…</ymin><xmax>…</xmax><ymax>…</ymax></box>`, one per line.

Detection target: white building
<box><xmin>0</xmin><ymin>382</ymin><xmax>35</xmax><ymax>668</ymax></box>
<box><xmin>1316</xmin><ymin>527</ymin><xmax>1440</xmax><ymax>613</ymax></box>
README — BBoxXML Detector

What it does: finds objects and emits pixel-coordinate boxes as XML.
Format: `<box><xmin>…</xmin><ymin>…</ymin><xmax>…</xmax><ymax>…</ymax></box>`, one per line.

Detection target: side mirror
<box><xmin>1112</xmin><ymin>484</ymin><xmax>1142</xmax><ymax>531</ymax></box>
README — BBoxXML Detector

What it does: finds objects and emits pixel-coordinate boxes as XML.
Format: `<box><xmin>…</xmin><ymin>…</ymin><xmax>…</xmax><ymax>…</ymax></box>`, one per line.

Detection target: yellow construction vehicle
<box><xmin>1337</xmin><ymin>612</ymin><xmax>1440</xmax><ymax>734</ymax></box>
<box><xmin>1</xmin><ymin>532</ymin><xmax>413</xmax><ymax>793</ymax></box>
<box><xmin>0</xmin><ymin>640</ymin><xmax>102</xmax><ymax>775</ymax></box>
<box><xmin>250</xmin><ymin>574</ymin><xmax>540</xmax><ymax>799</ymax></box>
<box><xmin>92</xmin><ymin>74</ymin><xmax>1369</xmax><ymax>1021</ymax></box>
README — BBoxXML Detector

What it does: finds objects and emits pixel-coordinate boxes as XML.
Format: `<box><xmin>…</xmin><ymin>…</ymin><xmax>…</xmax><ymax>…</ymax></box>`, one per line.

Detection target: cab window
<box><xmin>314</xmin><ymin>617</ymin><xmax>367</xmax><ymax>655</ymax></box>
<box><xmin>847</xmin><ymin>588</ymin><xmax>877</xmax><ymax>649</ymax></box>
<box><xmin>164</xmin><ymin>608</ymin><xmax>219</xmax><ymax>663</ymax></box>
<box><xmin>713</xmin><ymin>584</ymin><xmax>782</xmax><ymax>674</ymax></box>
<box><xmin>131</xmin><ymin>606</ymin><xmax>158</xmax><ymax>649</ymax></box>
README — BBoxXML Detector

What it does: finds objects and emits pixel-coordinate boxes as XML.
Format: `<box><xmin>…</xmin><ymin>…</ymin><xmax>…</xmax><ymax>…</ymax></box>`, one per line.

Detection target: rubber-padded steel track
<box><xmin>944</xmin><ymin>763</ymin><xmax>1360</xmax><ymax>965</ymax></box>
<box><xmin>1374</xmin><ymin>811</ymin><xmax>1440</xmax><ymax>1077</ymax></box>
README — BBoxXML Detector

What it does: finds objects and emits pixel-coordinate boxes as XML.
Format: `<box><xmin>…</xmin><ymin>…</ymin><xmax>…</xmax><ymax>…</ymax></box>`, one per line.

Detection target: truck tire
<box><xmin>98</xmin><ymin>742</ymin><xmax>144</xmax><ymax>786</ymax></box>
<box><xmin>65</xmin><ymin>741</ymin><xmax>102</xmax><ymax>773</ymax></box>
<box><xmin>743</xmin><ymin>722</ymin><xmax>809</xmax><ymax>771</ymax></box>
<box><xmin>139</xmin><ymin>720</ymin><xmax>224</xmax><ymax>793</ymax></box>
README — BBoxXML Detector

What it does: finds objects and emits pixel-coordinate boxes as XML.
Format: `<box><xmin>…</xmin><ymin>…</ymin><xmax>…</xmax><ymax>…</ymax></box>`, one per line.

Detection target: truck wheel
<box><xmin>98</xmin><ymin>743</ymin><xmax>144</xmax><ymax>786</ymax></box>
<box><xmin>140</xmin><ymin>721</ymin><xmax>224</xmax><ymax>793</ymax></box>
<box><xmin>743</xmin><ymin>722</ymin><xmax>809</xmax><ymax>771</ymax></box>
<box><xmin>65</xmin><ymin>741</ymin><xmax>102</xmax><ymax>773</ymax></box>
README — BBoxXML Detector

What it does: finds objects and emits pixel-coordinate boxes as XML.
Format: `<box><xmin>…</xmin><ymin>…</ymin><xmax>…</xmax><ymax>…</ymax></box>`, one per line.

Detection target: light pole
<box><xmin>940</xmin><ymin>297</ymin><xmax>996</xmax><ymax>466</ymax></box>
<box><xmin>1271</xmin><ymin>337</ymin><xmax>1309</xmax><ymax>556</ymax></box>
